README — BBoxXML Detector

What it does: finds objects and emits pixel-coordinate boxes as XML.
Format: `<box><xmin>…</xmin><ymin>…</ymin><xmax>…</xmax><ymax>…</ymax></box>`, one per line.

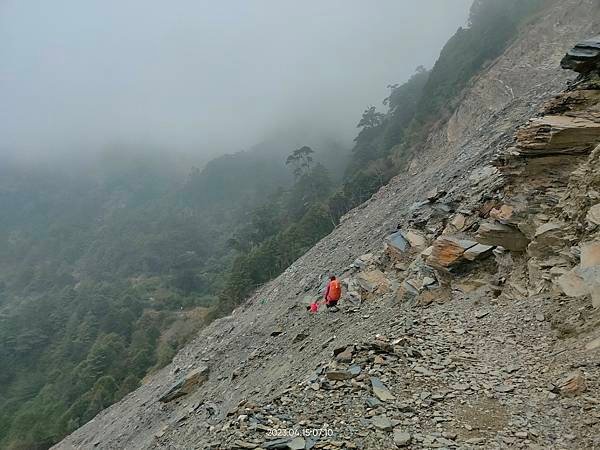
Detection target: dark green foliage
<box><xmin>416</xmin><ymin>0</ymin><xmax>543</xmax><ymax>125</ymax></box>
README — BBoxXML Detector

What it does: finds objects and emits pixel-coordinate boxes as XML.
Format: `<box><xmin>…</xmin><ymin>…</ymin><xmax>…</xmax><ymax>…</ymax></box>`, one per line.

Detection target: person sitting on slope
<box><xmin>323</xmin><ymin>275</ymin><xmax>342</xmax><ymax>311</ymax></box>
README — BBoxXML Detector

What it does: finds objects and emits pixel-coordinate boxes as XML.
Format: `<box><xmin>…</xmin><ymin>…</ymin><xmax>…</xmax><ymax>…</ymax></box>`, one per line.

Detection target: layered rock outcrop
<box><xmin>561</xmin><ymin>35</ymin><xmax>600</xmax><ymax>74</ymax></box>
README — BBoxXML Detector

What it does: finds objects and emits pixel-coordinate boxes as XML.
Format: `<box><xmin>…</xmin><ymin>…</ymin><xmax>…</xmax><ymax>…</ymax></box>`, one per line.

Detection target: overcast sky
<box><xmin>0</xmin><ymin>0</ymin><xmax>472</xmax><ymax>162</ymax></box>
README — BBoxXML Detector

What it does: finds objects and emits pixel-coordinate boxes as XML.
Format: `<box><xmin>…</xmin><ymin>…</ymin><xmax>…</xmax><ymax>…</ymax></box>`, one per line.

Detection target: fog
<box><xmin>0</xmin><ymin>0</ymin><xmax>472</xmax><ymax>163</ymax></box>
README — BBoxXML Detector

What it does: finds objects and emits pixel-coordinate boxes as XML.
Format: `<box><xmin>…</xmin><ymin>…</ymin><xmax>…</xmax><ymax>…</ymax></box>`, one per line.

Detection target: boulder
<box><xmin>404</xmin><ymin>230</ymin><xmax>428</xmax><ymax>250</ymax></box>
<box><xmin>159</xmin><ymin>366</ymin><xmax>210</xmax><ymax>402</ymax></box>
<box><xmin>386</xmin><ymin>231</ymin><xmax>409</xmax><ymax>255</ymax></box>
<box><xmin>335</xmin><ymin>347</ymin><xmax>353</xmax><ymax>363</ymax></box>
<box><xmin>386</xmin><ymin>229</ymin><xmax>428</xmax><ymax>261</ymax></box>
<box><xmin>556</xmin><ymin>269</ymin><xmax>588</xmax><ymax>297</ymax></box>
<box><xmin>528</xmin><ymin>223</ymin><xmax>567</xmax><ymax>258</ymax></box>
<box><xmin>463</xmin><ymin>244</ymin><xmax>495</xmax><ymax>261</ymax></box>
<box><xmin>427</xmin><ymin>237</ymin><xmax>477</xmax><ymax>268</ymax></box>
<box><xmin>561</xmin><ymin>35</ymin><xmax>600</xmax><ymax>74</ymax></box>
<box><xmin>354</xmin><ymin>269</ymin><xmax>390</xmax><ymax>295</ymax></box>
<box><xmin>556</xmin><ymin>370</ymin><xmax>587</xmax><ymax>397</ymax></box>
<box><xmin>489</xmin><ymin>204</ymin><xmax>515</xmax><ymax>222</ymax></box>
<box><xmin>587</xmin><ymin>204</ymin><xmax>600</xmax><ymax>226</ymax></box>
<box><xmin>580</xmin><ymin>242</ymin><xmax>600</xmax><ymax>307</ymax></box>
<box><xmin>475</xmin><ymin>222</ymin><xmax>530</xmax><ymax>251</ymax></box>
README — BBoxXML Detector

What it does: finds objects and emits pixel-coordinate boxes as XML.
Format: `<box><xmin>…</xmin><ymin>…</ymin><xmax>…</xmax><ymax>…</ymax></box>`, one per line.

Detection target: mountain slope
<box><xmin>54</xmin><ymin>1</ymin><xmax>600</xmax><ymax>449</ymax></box>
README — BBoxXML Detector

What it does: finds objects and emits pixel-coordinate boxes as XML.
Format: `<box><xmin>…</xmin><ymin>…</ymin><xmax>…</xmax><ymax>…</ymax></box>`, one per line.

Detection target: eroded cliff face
<box><xmin>54</xmin><ymin>1</ymin><xmax>600</xmax><ymax>449</ymax></box>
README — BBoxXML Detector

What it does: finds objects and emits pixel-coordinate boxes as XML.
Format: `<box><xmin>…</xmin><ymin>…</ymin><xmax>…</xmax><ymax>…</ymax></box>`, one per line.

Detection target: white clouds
<box><xmin>0</xmin><ymin>0</ymin><xmax>472</xmax><ymax>160</ymax></box>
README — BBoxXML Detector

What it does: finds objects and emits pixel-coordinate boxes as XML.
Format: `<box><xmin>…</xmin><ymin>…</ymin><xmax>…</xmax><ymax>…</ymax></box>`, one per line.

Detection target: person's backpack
<box><xmin>329</xmin><ymin>279</ymin><xmax>342</xmax><ymax>301</ymax></box>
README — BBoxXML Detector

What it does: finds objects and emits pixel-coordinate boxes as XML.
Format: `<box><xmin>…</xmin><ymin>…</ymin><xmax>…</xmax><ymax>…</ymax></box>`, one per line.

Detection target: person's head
<box><xmin>330</xmin><ymin>275</ymin><xmax>336</xmax><ymax>281</ymax></box>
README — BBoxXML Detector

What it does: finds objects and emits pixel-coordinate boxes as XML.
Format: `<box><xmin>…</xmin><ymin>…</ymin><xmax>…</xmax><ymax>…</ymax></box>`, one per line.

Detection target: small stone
<box><xmin>413</xmin><ymin>365</ymin><xmax>434</xmax><ymax>376</ymax></box>
<box><xmin>495</xmin><ymin>384</ymin><xmax>515</xmax><ymax>393</ymax></box>
<box><xmin>271</xmin><ymin>327</ymin><xmax>284</xmax><ymax>337</ymax></box>
<box><xmin>287</xmin><ymin>437</ymin><xmax>306</xmax><ymax>450</ymax></box>
<box><xmin>372</xmin><ymin>415</ymin><xmax>392</xmax><ymax>431</ymax></box>
<box><xmin>371</xmin><ymin>377</ymin><xmax>395</xmax><ymax>402</ymax></box>
<box><xmin>349</xmin><ymin>365</ymin><xmax>362</xmax><ymax>376</ymax></box>
<box><xmin>585</xmin><ymin>336</ymin><xmax>600</xmax><ymax>351</ymax></box>
<box><xmin>326</xmin><ymin>370</ymin><xmax>353</xmax><ymax>381</ymax></box>
<box><xmin>393</xmin><ymin>430</ymin><xmax>412</xmax><ymax>446</ymax></box>
<box><xmin>535</xmin><ymin>313</ymin><xmax>545</xmax><ymax>322</ymax></box>
<box><xmin>557</xmin><ymin>370</ymin><xmax>587</xmax><ymax>397</ymax></box>
<box><xmin>233</xmin><ymin>441</ymin><xmax>258</xmax><ymax>449</ymax></box>
<box><xmin>587</xmin><ymin>204</ymin><xmax>600</xmax><ymax>226</ymax></box>
<box><xmin>292</xmin><ymin>332</ymin><xmax>309</xmax><ymax>343</ymax></box>
<box><xmin>422</xmin><ymin>276</ymin><xmax>436</xmax><ymax>287</ymax></box>
<box><xmin>366</xmin><ymin>396</ymin><xmax>382</xmax><ymax>408</ymax></box>
<box><xmin>336</xmin><ymin>348</ymin><xmax>353</xmax><ymax>363</ymax></box>
<box><xmin>463</xmin><ymin>243</ymin><xmax>495</xmax><ymax>261</ymax></box>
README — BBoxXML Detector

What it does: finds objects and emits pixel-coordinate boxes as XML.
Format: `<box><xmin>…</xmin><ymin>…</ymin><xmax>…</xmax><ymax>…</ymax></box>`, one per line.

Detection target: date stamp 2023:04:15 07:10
<box><xmin>266</xmin><ymin>427</ymin><xmax>334</xmax><ymax>438</ymax></box>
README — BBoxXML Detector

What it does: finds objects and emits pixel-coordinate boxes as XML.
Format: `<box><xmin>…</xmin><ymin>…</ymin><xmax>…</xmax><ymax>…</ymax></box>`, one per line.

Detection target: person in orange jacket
<box><xmin>323</xmin><ymin>275</ymin><xmax>342</xmax><ymax>311</ymax></box>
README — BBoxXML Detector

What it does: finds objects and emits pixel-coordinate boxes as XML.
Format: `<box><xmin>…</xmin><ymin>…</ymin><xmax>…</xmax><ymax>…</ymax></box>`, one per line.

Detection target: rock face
<box><xmin>53</xmin><ymin>4</ymin><xmax>600</xmax><ymax>450</ymax></box>
<box><xmin>561</xmin><ymin>35</ymin><xmax>600</xmax><ymax>74</ymax></box>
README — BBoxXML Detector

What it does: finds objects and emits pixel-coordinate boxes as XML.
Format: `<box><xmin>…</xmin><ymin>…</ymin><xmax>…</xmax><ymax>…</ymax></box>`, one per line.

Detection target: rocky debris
<box><xmin>475</xmin><ymin>222</ymin><xmax>530</xmax><ymax>251</ymax></box>
<box><xmin>159</xmin><ymin>366</ymin><xmax>209</xmax><ymax>403</ymax></box>
<box><xmin>561</xmin><ymin>35</ymin><xmax>600</xmax><ymax>74</ymax></box>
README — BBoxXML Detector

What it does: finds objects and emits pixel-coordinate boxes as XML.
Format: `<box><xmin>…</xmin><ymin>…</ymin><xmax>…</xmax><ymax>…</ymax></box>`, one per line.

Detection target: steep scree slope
<box><xmin>54</xmin><ymin>1</ymin><xmax>600</xmax><ymax>449</ymax></box>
